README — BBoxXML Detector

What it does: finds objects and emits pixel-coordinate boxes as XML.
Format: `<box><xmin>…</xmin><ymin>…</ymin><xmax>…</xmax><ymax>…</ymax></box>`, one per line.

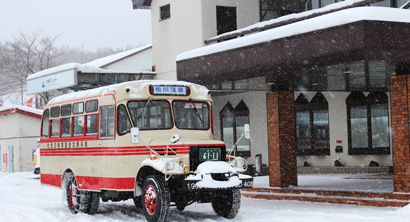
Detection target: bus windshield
<box><xmin>128</xmin><ymin>100</ymin><xmax>173</xmax><ymax>130</ymax></box>
<box><xmin>172</xmin><ymin>101</ymin><xmax>209</xmax><ymax>130</ymax></box>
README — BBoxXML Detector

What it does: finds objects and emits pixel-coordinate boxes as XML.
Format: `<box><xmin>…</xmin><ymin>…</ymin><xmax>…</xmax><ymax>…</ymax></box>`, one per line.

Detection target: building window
<box><xmin>220</xmin><ymin>101</ymin><xmax>250</xmax><ymax>157</ymax></box>
<box><xmin>345</xmin><ymin>61</ymin><xmax>388</xmax><ymax>91</ymax></box>
<box><xmin>216</xmin><ymin>6</ymin><xmax>237</xmax><ymax>35</ymax></box>
<box><xmin>295</xmin><ymin>92</ymin><xmax>330</xmax><ymax>155</ymax></box>
<box><xmin>160</xmin><ymin>4</ymin><xmax>170</xmax><ymax>20</ymax></box>
<box><xmin>346</xmin><ymin>92</ymin><xmax>390</xmax><ymax>155</ymax></box>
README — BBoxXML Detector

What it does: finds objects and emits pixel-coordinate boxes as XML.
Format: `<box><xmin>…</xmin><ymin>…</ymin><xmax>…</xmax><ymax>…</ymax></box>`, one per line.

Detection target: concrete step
<box><xmin>242</xmin><ymin>187</ymin><xmax>410</xmax><ymax>207</ymax></box>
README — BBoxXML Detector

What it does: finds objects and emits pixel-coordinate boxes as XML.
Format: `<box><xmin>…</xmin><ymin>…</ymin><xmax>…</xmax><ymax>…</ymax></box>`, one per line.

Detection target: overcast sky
<box><xmin>0</xmin><ymin>0</ymin><xmax>152</xmax><ymax>51</ymax></box>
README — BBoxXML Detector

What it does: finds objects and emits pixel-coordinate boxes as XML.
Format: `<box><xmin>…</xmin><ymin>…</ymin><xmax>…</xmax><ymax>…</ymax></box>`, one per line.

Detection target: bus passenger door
<box><xmin>8</xmin><ymin>145</ymin><xmax>13</xmax><ymax>173</ymax></box>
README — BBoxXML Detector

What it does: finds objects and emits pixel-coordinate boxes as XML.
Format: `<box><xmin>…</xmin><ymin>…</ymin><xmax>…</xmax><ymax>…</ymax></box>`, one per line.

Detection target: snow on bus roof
<box><xmin>177</xmin><ymin>7</ymin><xmax>410</xmax><ymax>61</ymax></box>
<box><xmin>48</xmin><ymin>80</ymin><xmax>209</xmax><ymax>104</ymax></box>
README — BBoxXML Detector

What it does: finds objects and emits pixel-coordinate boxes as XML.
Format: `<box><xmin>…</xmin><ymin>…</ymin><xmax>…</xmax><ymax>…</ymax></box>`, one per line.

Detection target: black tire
<box><xmin>65</xmin><ymin>173</ymin><xmax>80</xmax><ymax>214</ymax></box>
<box><xmin>83</xmin><ymin>192</ymin><xmax>100</xmax><ymax>215</ymax></box>
<box><xmin>133</xmin><ymin>195</ymin><xmax>142</xmax><ymax>209</ymax></box>
<box><xmin>211</xmin><ymin>189</ymin><xmax>241</xmax><ymax>219</ymax></box>
<box><xmin>141</xmin><ymin>175</ymin><xmax>170</xmax><ymax>222</ymax></box>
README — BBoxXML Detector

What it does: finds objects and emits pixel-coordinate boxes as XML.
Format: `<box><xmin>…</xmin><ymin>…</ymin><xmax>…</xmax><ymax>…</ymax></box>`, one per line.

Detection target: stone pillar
<box><xmin>390</xmin><ymin>74</ymin><xmax>410</xmax><ymax>192</ymax></box>
<box><xmin>266</xmin><ymin>91</ymin><xmax>297</xmax><ymax>188</ymax></box>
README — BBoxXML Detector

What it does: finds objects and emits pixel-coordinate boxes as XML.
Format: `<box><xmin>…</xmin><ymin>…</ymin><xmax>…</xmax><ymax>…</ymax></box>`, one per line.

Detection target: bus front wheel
<box><xmin>141</xmin><ymin>175</ymin><xmax>170</xmax><ymax>222</ymax></box>
<box><xmin>211</xmin><ymin>189</ymin><xmax>241</xmax><ymax>219</ymax></box>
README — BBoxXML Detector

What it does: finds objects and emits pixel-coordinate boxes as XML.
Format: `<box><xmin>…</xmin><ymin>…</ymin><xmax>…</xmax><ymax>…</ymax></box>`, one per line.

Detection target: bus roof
<box><xmin>47</xmin><ymin>80</ymin><xmax>210</xmax><ymax>106</ymax></box>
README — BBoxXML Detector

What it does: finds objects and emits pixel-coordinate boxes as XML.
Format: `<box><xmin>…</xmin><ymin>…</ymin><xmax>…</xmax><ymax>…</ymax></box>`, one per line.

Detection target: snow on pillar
<box><xmin>266</xmin><ymin>91</ymin><xmax>297</xmax><ymax>188</ymax></box>
<box><xmin>390</xmin><ymin>74</ymin><xmax>410</xmax><ymax>193</ymax></box>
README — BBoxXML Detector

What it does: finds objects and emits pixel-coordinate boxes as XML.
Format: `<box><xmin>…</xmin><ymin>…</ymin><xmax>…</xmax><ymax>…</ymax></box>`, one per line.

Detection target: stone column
<box><xmin>266</xmin><ymin>91</ymin><xmax>297</xmax><ymax>188</ymax></box>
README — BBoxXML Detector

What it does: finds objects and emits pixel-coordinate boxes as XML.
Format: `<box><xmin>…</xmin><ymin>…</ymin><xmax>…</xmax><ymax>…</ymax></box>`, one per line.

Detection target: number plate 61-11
<box><xmin>199</xmin><ymin>148</ymin><xmax>220</xmax><ymax>161</ymax></box>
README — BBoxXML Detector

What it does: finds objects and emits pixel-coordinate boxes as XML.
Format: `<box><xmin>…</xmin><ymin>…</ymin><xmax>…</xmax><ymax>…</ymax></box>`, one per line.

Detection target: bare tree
<box><xmin>0</xmin><ymin>31</ymin><xmax>65</xmax><ymax>106</ymax></box>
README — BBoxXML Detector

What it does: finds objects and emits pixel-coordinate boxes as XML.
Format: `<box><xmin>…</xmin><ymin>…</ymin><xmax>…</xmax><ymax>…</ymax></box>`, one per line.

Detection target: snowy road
<box><xmin>1</xmin><ymin>172</ymin><xmax>409</xmax><ymax>222</ymax></box>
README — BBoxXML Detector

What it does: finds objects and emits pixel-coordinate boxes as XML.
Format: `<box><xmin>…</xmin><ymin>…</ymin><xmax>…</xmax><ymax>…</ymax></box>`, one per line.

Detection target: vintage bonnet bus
<box><xmin>40</xmin><ymin>80</ymin><xmax>253</xmax><ymax>221</ymax></box>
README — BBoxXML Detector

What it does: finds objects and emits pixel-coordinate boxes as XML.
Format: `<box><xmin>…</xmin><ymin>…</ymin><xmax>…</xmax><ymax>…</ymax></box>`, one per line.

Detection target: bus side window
<box><xmin>51</xmin><ymin>119</ymin><xmax>60</xmax><ymax>138</ymax></box>
<box><xmin>73</xmin><ymin>116</ymin><xmax>85</xmax><ymax>136</ymax></box>
<box><xmin>100</xmin><ymin>106</ymin><xmax>115</xmax><ymax>138</ymax></box>
<box><xmin>61</xmin><ymin>117</ymin><xmax>71</xmax><ymax>137</ymax></box>
<box><xmin>86</xmin><ymin>114</ymin><xmax>98</xmax><ymax>135</ymax></box>
<box><xmin>41</xmin><ymin>109</ymin><xmax>50</xmax><ymax>138</ymax></box>
<box><xmin>118</xmin><ymin>105</ymin><xmax>131</xmax><ymax>135</ymax></box>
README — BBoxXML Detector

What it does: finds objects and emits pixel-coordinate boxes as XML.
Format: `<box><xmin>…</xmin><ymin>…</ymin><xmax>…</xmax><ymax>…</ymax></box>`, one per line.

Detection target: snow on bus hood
<box><xmin>185</xmin><ymin>161</ymin><xmax>244</xmax><ymax>188</ymax></box>
<box><xmin>195</xmin><ymin>161</ymin><xmax>237</xmax><ymax>174</ymax></box>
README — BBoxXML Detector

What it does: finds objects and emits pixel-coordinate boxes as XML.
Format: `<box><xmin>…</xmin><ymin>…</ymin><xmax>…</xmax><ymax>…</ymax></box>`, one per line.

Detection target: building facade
<box><xmin>0</xmin><ymin>106</ymin><xmax>42</xmax><ymax>172</ymax></box>
<box><xmin>133</xmin><ymin>0</ymin><xmax>410</xmax><ymax>192</ymax></box>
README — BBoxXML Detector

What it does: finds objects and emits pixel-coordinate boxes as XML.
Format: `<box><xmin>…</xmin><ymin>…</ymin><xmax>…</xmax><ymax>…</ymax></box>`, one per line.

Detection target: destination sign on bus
<box><xmin>149</xmin><ymin>85</ymin><xmax>190</xmax><ymax>96</ymax></box>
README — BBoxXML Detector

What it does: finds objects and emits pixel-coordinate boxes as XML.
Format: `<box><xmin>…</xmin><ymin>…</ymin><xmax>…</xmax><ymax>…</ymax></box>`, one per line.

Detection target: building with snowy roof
<box><xmin>26</xmin><ymin>44</ymin><xmax>154</xmax><ymax>99</ymax></box>
<box><xmin>0</xmin><ymin>105</ymin><xmax>42</xmax><ymax>173</ymax></box>
<box><xmin>133</xmin><ymin>0</ymin><xmax>410</xmax><ymax>193</ymax></box>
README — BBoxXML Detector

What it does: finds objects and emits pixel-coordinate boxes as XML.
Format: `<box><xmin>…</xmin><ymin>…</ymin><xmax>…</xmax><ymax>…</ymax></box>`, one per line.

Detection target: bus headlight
<box><xmin>236</xmin><ymin>158</ymin><xmax>245</xmax><ymax>169</ymax></box>
<box><xmin>166</xmin><ymin>160</ymin><xmax>175</xmax><ymax>170</ymax></box>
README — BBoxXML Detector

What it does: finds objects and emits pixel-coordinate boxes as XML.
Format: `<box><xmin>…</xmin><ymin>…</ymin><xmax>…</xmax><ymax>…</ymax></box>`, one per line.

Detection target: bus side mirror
<box><xmin>131</xmin><ymin>127</ymin><xmax>140</xmax><ymax>144</ymax></box>
<box><xmin>244</xmin><ymin>124</ymin><xmax>250</xmax><ymax>139</ymax></box>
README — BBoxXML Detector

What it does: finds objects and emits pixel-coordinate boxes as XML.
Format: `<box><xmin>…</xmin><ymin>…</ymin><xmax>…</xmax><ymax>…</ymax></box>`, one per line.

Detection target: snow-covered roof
<box><xmin>0</xmin><ymin>105</ymin><xmax>43</xmax><ymax>118</ymax></box>
<box><xmin>177</xmin><ymin>7</ymin><xmax>410</xmax><ymax>61</ymax></box>
<box><xmin>85</xmin><ymin>44</ymin><xmax>152</xmax><ymax>68</ymax></box>
<box><xmin>206</xmin><ymin>0</ymin><xmax>381</xmax><ymax>43</ymax></box>
<box><xmin>27</xmin><ymin>63</ymin><xmax>110</xmax><ymax>81</ymax></box>
<box><xmin>27</xmin><ymin>45</ymin><xmax>154</xmax><ymax>81</ymax></box>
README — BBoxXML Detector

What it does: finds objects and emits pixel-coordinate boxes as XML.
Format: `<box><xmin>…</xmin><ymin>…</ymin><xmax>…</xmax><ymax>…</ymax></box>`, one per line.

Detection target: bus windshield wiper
<box><xmin>190</xmin><ymin>100</ymin><xmax>204</xmax><ymax>125</ymax></box>
<box><xmin>136</xmin><ymin>98</ymin><xmax>151</xmax><ymax>122</ymax></box>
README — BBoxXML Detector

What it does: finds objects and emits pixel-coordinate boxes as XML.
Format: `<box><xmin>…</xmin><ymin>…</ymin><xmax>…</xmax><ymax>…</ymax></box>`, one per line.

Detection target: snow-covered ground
<box><xmin>1</xmin><ymin>172</ymin><xmax>409</xmax><ymax>222</ymax></box>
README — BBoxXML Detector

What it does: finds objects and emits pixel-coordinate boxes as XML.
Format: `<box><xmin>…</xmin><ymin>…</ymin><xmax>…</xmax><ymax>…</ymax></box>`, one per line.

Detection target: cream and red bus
<box><xmin>40</xmin><ymin>80</ymin><xmax>253</xmax><ymax>221</ymax></box>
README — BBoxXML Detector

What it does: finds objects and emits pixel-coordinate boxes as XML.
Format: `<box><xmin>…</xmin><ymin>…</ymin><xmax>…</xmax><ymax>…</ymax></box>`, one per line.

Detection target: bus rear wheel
<box><xmin>141</xmin><ymin>175</ymin><xmax>170</xmax><ymax>222</ymax></box>
<box><xmin>211</xmin><ymin>189</ymin><xmax>241</xmax><ymax>219</ymax></box>
<box><xmin>65</xmin><ymin>173</ymin><xmax>80</xmax><ymax>214</ymax></box>
<box><xmin>64</xmin><ymin>172</ymin><xmax>100</xmax><ymax>215</ymax></box>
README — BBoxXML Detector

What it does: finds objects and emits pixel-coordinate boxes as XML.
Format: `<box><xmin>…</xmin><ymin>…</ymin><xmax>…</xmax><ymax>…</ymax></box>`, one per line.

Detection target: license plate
<box><xmin>199</xmin><ymin>148</ymin><xmax>220</xmax><ymax>161</ymax></box>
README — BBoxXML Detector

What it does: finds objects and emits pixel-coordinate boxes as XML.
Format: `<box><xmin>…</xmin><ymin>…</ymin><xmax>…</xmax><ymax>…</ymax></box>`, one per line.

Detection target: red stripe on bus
<box><xmin>41</xmin><ymin>174</ymin><xmax>62</xmax><ymax>187</ymax></box>
<box><xmin>39</xmin><ymin>144</ymin><xmax>224</xmax><ymax>156</ymax></box>
<box><xmin>75</xmin><ymin>176</ymin><xmax>135</xmax><ymax>191</ymax></box>
<box><xmin>40</xmin><ymin>174</ymin><xmax>135</xmax><ymax>191</ymax></box>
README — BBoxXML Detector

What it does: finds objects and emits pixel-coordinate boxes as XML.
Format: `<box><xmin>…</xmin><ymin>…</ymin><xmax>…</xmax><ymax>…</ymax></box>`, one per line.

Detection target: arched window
<box><xmin>346</xmin><ymin>92</ymin><xmax>390</xmax><ymax>155</ymax></box>
<box><xmin>220</xmin><ymin>100</ymin><xmax>250</xmax><ymax>157</ymax></box>
<box><xmin>295</xmin><ymin>92</ymin><xmax>330</xmax><ymax>155</ymax></box>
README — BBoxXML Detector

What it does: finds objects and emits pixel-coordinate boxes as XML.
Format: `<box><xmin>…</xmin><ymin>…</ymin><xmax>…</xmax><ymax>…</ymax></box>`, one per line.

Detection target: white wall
<box><xmin>152</xmin><ymin>0</ymin><xmax>260</xmax><ymax>80</ymax></box>
<box><xmin>0</xmin><ymin>113</ymin><xmax>41</xmax><ymax>172</ymax></box>
<box><xmin>212</xmin><ymin>77</ymin><xmax>269</xmax><ymax>165</ymax></box>
<box><xmin>201</xmin><ymin>0</ymin><xmax>260</xmax><ymax>40</ymax></box>
<box><xmin>151</xmin><ymin>0</ymin><xmax>203</xmax><ymax>80</ymax></box>
<box><xmin>104</xmin><ymin>49</ymin><xmax>153</xmax><ymax>73</ymax></box>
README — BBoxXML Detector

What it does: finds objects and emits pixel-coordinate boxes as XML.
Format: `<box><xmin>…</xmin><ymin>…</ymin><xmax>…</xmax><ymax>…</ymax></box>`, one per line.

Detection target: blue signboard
<box><xmin>150</xmin><ymin>85</ymin><xmax>190</xmax><ymax>96</ymax></box>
